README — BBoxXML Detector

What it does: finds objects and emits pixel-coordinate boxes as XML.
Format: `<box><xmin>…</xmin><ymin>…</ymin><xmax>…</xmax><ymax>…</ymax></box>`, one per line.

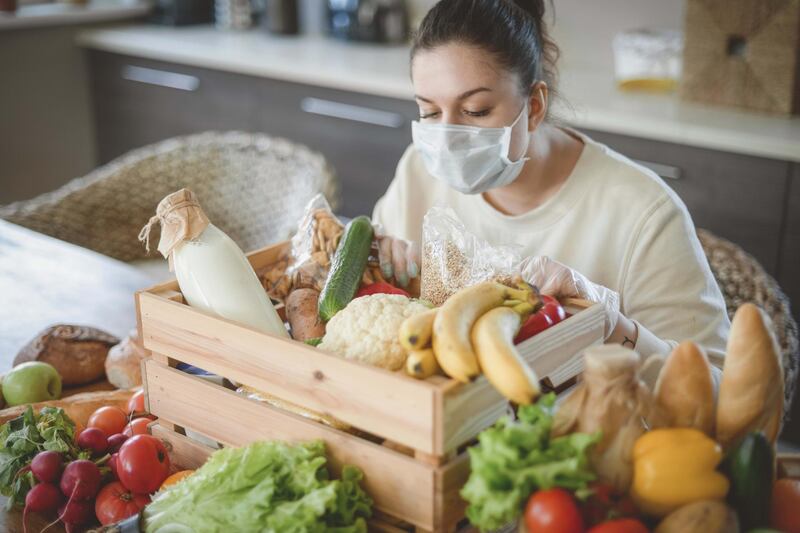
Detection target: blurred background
<box><xmin>1</xmin><ymin>0</ymin><xmax>799</xmax><ymax>444</ymax></box>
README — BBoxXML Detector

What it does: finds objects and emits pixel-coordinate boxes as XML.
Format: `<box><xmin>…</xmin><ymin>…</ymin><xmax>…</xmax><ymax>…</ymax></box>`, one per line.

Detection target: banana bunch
<box><xmin>400</xmin><ymin>281</ymin><xmax>545</xmax><ymax>405</ymax></box>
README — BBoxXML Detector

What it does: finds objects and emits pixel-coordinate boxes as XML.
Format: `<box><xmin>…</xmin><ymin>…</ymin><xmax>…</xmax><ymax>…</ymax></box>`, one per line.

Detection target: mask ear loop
<box><xmin>500</xmin><ymin>104</ymin><xmax>530</xmax><ymax>164</ymax></box>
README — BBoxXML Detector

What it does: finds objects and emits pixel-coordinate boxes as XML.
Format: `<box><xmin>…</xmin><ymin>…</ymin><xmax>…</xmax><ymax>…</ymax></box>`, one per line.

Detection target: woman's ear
<box><xmin>527</xmin><ymin>81</ymin><xmax>548</xmax><ymax>132</ymax></box>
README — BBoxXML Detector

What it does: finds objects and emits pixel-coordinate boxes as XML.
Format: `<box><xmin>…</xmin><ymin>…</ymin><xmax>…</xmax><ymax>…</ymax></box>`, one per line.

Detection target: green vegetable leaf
<box><xmin>0</xmin><ymin>406</ymin><xmax>79</xmax><ymax>508</ymax></box>
<box><xmin>461</xmin><ymin>393</ymin><xmax>600</xmax><ymax>532</ymax></box>
<box><xmin>144</xmin><ymin>440</ymin><xmax>372</xmax><ymax>533</ymax></box>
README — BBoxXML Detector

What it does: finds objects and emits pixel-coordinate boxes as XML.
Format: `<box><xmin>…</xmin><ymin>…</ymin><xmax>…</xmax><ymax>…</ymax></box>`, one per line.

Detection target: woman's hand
<box><xmin>519</xmin><ymin>256</ymin><xmax>630</xmax><ymax>342</ymax></box>
<box><xmin>376</xmin><ymin>235</ymin><xmax>420</xmax><ymax>289</ymax></box>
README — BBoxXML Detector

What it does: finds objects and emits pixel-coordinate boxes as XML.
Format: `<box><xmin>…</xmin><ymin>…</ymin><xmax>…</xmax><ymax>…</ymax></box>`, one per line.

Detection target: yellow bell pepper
<box><xmin>630</xmin><ymin>428</ymin><xmax>729</xmax><ymax>517</ymax></box>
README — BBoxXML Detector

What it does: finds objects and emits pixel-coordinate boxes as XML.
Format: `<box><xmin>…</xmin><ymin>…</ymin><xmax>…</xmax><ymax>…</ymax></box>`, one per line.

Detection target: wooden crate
<box><xmin>137</xmin><ymin>241</ymin><xmax>605</xmax><ymax>532</ymax></box>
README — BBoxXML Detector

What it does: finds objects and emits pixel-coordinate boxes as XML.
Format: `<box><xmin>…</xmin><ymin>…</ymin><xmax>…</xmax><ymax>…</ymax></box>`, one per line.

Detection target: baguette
<box><xmin>0</xmin><ymin>388</ymin><xmax>137</xmax><ymax>429</ymax></box>
<box><xmin>716</xmin><ymin>304</ymin><xmax>784</xmax><ymax>448</ymax></box>
<box><xmin>652</xmin><ymin>341</ymin><xmax>715</xmax><ymax>436</ymax></box>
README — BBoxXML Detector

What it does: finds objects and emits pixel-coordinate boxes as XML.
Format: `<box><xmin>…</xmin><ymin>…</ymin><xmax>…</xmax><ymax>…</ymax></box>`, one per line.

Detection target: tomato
<box><xmin>160</xmin><ymin>470</ymin><xmax>195</xmax><ymax>490</ymax></box>
<box><xmin>127</xmin><ymin>390</ymin><xmax>146</xmax><ymax>416</ymax></box>
<box><xmin>108</xmin><ymin>453</ymin><xmax>119</xmax><ymax>480</ymax></box>
<box><xmin>581</xmin><ymin>482</ymin><xmax>639</xmax><ymax>527</ymax></box>
<box><xmin>356</xmin><ymin>282</ymin><xmax>410</xmax><ymax>298</ymax></box>
<box><xmin>524</xmin><ymin>488</ymin><xmax>584</xmax><ymax>533</ymax></box>
<box><xmin>88</xmin><ymin>406</ymin><xmax>128</xmax><ymax>437</ymax></box>
<box><xmin>117</xmin><ymin>435</ymin><xmax>171</xmax><ymax>494</ymax></box>
<box><xmin>587</xmin><ymin>518</ymin><xmax>648</xmax><ymax>533</ymax></box>
<box><xmin>515</xmin><ymin>296</ymin><xmax>567</xmax><ymax>344</ymax></box>
<box><xmin>770</xmin><ymin>478</ymin><xmax>800</xmax><ymax>533</ymax></box>
<box><xmin>95</xmin><ymin>481</ymin><xmax>150</xmax><ymax>526</ymax></box>
<box><xmin>123</xmin><ymin>418</ymin><xmax>152</xmax><ymax>438</ymax></box>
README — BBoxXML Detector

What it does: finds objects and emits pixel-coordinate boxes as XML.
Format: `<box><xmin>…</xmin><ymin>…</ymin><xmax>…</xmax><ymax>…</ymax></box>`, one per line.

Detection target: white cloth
<box><xmin>373</xmin><ymin>130</ymin><xmax>730</xmax><ymax>370</ymax></box>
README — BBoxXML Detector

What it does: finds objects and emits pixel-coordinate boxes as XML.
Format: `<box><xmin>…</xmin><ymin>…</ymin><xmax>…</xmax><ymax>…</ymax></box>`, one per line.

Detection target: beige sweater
<box><xmin>373</xmin><ymin>132</ymin><xmax>730</xmax><ymax>371</ymax></box>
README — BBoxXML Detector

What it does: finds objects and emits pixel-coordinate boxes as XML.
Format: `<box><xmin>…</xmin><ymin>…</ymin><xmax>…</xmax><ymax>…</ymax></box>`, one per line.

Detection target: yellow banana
<box><xmin>472</xmin><ymin>306</ymin><xmax>541</xmax><ymax>404</ymax></box>
<box><xmin>405</xmin><ymin>348</ymin><xmax>440</xmax><ymax>379</ymax></box>
<box><xmin>433</xmin><ymin>282</ymin><xmax>540</xmax><ymax>383</ymax></box>
<box><xmin>399</xmin><ymin>308</ymin><xmax>438</xmax><ymax>351</ymax></box>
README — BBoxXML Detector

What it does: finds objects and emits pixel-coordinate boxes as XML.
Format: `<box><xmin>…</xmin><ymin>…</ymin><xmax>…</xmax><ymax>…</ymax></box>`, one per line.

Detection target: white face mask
<box><xmin>411</xmin><ymin>105</ymin><xmax>530</xmax><ymax>195</ymax></box>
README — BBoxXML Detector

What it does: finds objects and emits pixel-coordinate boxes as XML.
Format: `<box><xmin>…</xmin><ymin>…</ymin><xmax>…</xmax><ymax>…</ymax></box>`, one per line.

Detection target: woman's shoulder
<box><xmin>577</xmin><ymin>132</ymin><xmax>689</xmax><ymax>217</ymax></box>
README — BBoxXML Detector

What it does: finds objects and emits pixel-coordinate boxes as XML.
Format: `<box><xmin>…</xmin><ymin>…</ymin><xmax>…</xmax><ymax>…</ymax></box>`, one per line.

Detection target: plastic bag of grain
<box><xmin>421</xmin><ymin>206</ymin><xmax>522</xmax><ymax>306</ymax></box>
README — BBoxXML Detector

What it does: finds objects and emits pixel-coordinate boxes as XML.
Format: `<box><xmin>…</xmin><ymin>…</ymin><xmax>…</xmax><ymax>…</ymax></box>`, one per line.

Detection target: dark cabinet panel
<box><xmin>582</xmin><ymin>129</ymin><xmax>790</xmax><ymax>275</ymax></box>
<box><xmin>87</xmin><ymin>50</ymin><xmax>418</xmax><ymax>218</ymax></box>
<box><xmin>779</xmin><ymin>165</ymin><xmax>800</xmax><ymax>322</ymax></box>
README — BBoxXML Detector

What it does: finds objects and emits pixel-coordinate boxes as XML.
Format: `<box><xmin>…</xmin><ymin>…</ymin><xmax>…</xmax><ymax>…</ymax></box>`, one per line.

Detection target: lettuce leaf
<box><xmin>461</xmin><ymin>394</ymin><xmax>600</xmax><ymax>531</ymax></box>
<box><xmin>144</xmin><ymin>440</ymin><xmax>372</xmax><ymax>533</ymax></box>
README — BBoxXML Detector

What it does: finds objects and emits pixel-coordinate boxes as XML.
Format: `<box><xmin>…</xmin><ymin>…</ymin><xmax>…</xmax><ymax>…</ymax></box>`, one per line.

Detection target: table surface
<box><xmin>0</xmin><ymin>220</ymin><xmax>159</xmax><ymax>531</ymax></box>
<box><xmin>0</xmin><ymin>220</ymin><xmax>156</xmax><ymax>366</ymax></box>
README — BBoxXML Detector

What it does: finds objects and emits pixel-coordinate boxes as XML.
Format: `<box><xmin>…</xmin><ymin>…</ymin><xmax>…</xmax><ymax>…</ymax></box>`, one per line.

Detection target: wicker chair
<box><xmin>0</xmin><ymin>132</ymin><xmax>340</xmax><ymax>262</ymax></box>
<box><xmin>698</xmin><ymin>229</ymin><xmax>799</xmax><ymax>417</ymax></box>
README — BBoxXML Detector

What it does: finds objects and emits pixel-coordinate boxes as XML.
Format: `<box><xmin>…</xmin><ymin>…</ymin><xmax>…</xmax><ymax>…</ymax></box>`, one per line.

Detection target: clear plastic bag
<box><xmin>261</xmin><ymin>194</ymin><xmax>344</xmax><ymax>301</ymax></box>
<box><xmin>421</xmin><ymin>206</ymin><xmax>522</xmax><ymax>306</ymax></box>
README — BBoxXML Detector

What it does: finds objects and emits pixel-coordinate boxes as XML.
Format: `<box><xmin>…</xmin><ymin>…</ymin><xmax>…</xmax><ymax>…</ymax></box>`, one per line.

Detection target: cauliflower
<box><xmin>319</xmin><ymin>294</ymin><xmax>429</xmax><ymax>370</ymax></box>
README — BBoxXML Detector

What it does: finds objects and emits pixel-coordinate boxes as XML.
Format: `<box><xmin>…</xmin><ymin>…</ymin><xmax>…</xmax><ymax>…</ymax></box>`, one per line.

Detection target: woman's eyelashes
<box><xmin>418</xmin><ymin>108</ymin><xmax>492</xmax><ymax>120</ymax></box>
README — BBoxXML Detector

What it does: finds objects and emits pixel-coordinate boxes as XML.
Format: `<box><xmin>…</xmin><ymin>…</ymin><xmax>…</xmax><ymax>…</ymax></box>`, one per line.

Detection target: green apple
<box><xmin>2</xmin><ymin>362</ymin><xmax>62</xmax><ymax>406</ymax></box>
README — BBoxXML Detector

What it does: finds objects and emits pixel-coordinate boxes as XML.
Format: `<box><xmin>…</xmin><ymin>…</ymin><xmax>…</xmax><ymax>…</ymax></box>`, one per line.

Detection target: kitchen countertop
<box><xmin>77</xmin><ymin>25</ymin><xmax>800</xmax><ymax>163</ymax></box>
<box><xmin>0</xmin><ymin>0</ymin><xmax>149</xmax><ymax>31</ymax></box>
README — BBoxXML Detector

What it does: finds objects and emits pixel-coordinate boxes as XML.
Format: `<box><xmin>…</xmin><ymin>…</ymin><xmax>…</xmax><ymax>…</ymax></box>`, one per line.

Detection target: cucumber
<box><xmin>318</xmin><ymin>216</ymin><xmax>374</xmax><ymax>322</ymax></box>
<box><xmin>724</xmin><ymin>431</ymin><xmax>774</xmax><ymax>531</ymax></box>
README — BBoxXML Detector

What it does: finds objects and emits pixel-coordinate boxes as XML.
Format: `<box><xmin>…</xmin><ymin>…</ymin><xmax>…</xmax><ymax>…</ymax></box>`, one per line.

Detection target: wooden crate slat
<box><xmin>139</xmin><ymin>292</ymin><xmax>439</xmax><ymax>454</ymax></box>
<box><xmin>435</xmin><ymin>453</ymin><xmax>470</xmax><ymax>532</ymax></box>
<box><xmin>151</xmin><ymin>423</ymin><xmax>214</xmax><ymax>470</ymax></box>
<box><xmin>144</xmin><ymin>360</ymin><xmax>439</xmax><ymax>529</ymax></box>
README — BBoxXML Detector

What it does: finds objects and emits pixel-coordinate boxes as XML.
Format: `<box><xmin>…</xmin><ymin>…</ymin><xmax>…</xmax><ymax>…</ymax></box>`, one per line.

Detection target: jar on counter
<box><xmin>612</xmin><ymin>29</ymin><xmax>683</xmax><ymax>93</ymax></box>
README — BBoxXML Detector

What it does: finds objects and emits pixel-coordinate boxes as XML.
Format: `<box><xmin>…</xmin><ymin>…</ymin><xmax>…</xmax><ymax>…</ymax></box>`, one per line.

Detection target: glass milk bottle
<box><xmin>140</xmin><ymin>188</ymin><xmax>288</xmax><ymax>338</ymax></box>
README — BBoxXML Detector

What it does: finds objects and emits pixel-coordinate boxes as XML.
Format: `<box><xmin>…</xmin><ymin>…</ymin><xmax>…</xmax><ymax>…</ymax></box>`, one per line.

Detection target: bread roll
<box><xmin>105</xmin><ymin>330</ymin><xmax>148</xmax><ymax>389</ymax></box>
<box><xmin>716</xmin><ymin>304</ymin><xmax>784</xmax><ymax>448</ymax></box>
<box><xmin>652</xmin><ymin>341</ymin><xmax>715</xmax><ymax>436</ymax></box>
<box><xmin>14</xmin><ymin>325</ymin><xmax>119</xmax><ymax>386</ymax></box>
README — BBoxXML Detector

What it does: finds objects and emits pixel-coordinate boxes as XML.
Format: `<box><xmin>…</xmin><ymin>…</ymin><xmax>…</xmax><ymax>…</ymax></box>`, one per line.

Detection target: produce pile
<box><xmin>461</xmin><ymin>303</ymin><xmax>799</xmax><ymax>533</ymax></box>
<box><xmin>0</xmin><ymin>390</ymin><xmax>177</xmax><ymax>531</ymax></box>
<box><xmin>1</xmin><ymin>389</ymin><xmax>372</xmax><ymax>532</ymax></box>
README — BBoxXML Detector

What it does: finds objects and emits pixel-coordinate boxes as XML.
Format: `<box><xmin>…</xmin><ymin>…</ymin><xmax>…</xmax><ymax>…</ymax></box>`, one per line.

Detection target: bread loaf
<box><xmin>105</xmin><ymin>330</ymin><xmax>148</xmax><ymax>389</ymax></box>
<box><xmin>0</xmin><ymin>388</ymin><xmax>136</xmax><ymax>428</ymax></box>
<box><xmin>652</xmin><ymin>341</ymin><xmax>715</xmax><ymax>436</ymax></box>
<box><xmin>14</xmin><ymin>325</ymin><xmax>119</xmax><ymax>386</ymax></box>
<box><xmin>716</xmin><ymin>303</ymin><xmax>784</xmax><ymax>448</ymax></box>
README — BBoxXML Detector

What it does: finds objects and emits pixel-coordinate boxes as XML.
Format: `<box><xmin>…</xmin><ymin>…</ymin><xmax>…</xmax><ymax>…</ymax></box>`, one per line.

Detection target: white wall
<box><xmin>407</xmin><ymin>0</ymin><xmax>685</xmax><ymax>72</ymax></box>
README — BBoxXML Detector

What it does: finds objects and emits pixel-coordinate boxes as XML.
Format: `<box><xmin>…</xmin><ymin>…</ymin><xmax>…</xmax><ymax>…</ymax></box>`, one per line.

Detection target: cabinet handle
<box><xmin>121</xmin><ymin>65</ymin><xmax>200</xmax><ymax>92</ymax></box>
<box><xmin>633</xmin><ymin>159</ymin><xmax>682</xmax><ymax>180</ymax></box>
<box><xmin>300</xmin><ymin>97</ymin><xmax>405</xmax><ymax>128</ymax></box>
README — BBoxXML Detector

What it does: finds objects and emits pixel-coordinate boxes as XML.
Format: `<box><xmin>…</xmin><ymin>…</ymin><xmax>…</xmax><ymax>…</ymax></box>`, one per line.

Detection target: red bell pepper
<box><xmin>514</xmin><ymin>295</ymin><xmax>566</xmax><ymax>344</ymax></box>
<box><xmin>356</xmin><ymin>281</ymin><xmax>410</xmax><ymax>299</ymax></box>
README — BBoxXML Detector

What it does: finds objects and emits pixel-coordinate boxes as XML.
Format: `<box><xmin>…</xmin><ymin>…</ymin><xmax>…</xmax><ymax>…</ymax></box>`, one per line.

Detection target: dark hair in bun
<box><xmin>412</xmin><ymin>0</ymin><xmax>559</xmax><ymax>97</ymax></box>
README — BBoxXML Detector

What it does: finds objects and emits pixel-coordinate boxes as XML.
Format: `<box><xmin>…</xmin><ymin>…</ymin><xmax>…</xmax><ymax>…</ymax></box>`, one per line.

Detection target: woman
<box><xmin>373</xmin><ymin>0</ymin><xmax>730</xmax><ymax>376</ymax></box>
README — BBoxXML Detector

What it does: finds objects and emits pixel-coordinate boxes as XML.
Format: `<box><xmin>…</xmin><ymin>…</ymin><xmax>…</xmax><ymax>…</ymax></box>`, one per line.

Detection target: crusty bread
<box><xmin>653</xmin><ymin>341</ymin><xmax>715</xmax><ymax>436</ymax></box>
<box><xmin>14</xmin><ymin>325</ymin><xmax>118</xmax><ymax>386</ymax></box>
<box><xmin>716</xmin><ymin>303</ymin><xmax>784</xmax><ymax>448</ymax></box>
<box><xmin>0</xmin><ymin>388</ymin><xmax>136</xmax><ymax>428</ymax></box>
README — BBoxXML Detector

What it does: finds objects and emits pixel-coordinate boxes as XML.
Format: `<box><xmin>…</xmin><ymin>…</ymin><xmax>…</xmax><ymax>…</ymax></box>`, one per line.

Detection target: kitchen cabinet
<box><xmin>780</xmin><ymin>166</ymin><xmax>800</xmax><ymax>322</ymax></box>
<box><xmin>582</xmin><ymin>129</ymin><xmax>791</xmax><ymax>277</ymax></box>
<box><xmin>87</xmin><ymin>50</ymin><xmax>419</xmax><ymax>217</ymax></box>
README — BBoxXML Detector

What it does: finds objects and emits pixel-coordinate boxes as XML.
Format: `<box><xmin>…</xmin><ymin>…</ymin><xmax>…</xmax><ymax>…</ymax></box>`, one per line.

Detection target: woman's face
<box><xmin>411</xmin><ymin>43</ymin><xmax>536</xmax><ymax>160</ymax></box>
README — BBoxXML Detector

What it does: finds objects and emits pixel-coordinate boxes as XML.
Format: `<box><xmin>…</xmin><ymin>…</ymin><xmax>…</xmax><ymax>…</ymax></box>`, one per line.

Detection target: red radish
<box><xmin>57</xmin><ymin>499</ymin><xmax>93</xmax><ymax>532</ymax></box>
<box><xmin>108</xmin><ymin>433</ymin><xmax>128</xmax><ymax>453</ymax></box>
<box><xmin>60</xmin><ymin>460</ymin><xmax>101</xmax><ymax>501</ymax></box>
<box><xmin>109</xmin><ymin>453</ymin><xmax>120</xmax><ymax>480</ymax></box>
<box><xmin>31</xmin><ymin>451</ymin><xmax>63</xmax><ymax>483</ymax></box>
<box><xmin>77</xmin><ymin>428</ymin><xmax>109</xmax><ymax>455</ymax></box>
<box><xmin>23</xmin><ymin>483</ymin><xmax>63</xmax><ymax>533</ymax></box>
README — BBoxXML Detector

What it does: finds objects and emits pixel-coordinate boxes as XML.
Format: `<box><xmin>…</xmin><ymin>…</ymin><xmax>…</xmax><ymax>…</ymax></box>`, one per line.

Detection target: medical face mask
<box><xmin>411</xmin><ymin>105</ymin><xmax>530</xmax><ymax>195</ymax></box>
